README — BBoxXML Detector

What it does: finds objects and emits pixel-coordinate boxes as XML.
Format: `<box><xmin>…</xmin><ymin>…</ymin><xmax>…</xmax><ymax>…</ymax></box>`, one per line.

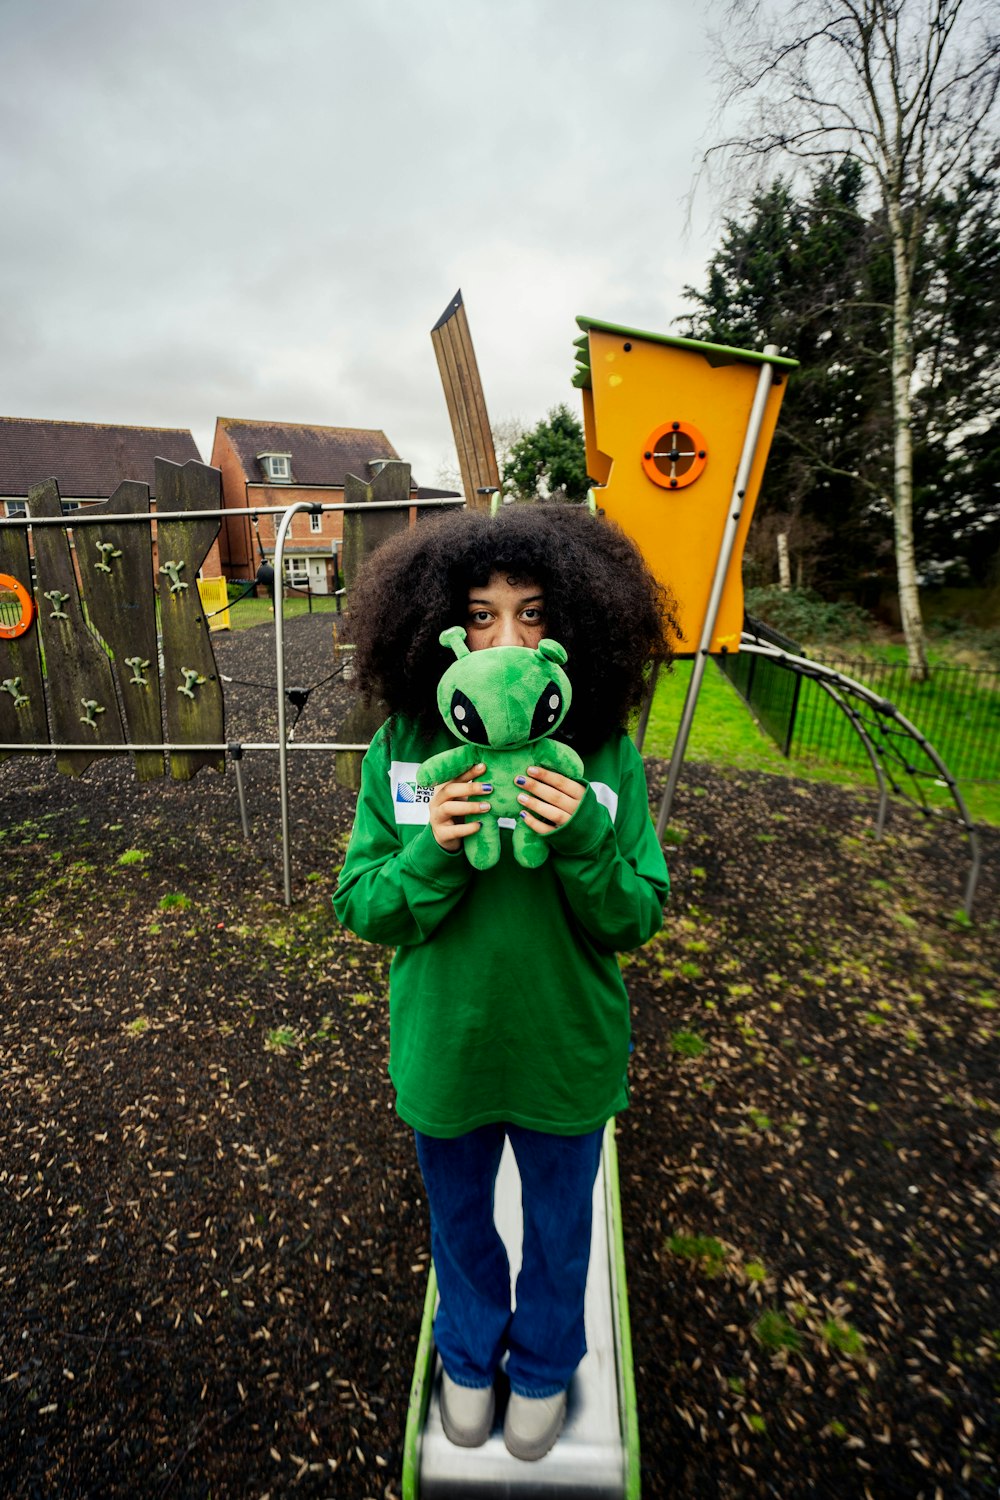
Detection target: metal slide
<box><xmin>402</xmin><ymin>1122</ymin><xmax>640</xmax><ymax>1499</ymax></box>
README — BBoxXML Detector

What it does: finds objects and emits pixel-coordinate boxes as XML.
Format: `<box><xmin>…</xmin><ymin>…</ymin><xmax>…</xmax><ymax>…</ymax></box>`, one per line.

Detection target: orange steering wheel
<box><xmin>0</xmin><ymin>573</ymin><xmax>35</xmax><ymax>639</ymax></box>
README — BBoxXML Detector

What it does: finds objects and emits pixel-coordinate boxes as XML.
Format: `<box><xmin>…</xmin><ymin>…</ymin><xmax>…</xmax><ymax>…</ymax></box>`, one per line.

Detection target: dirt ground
<box><xmin>1</xmin><ymin>614</ymin><xmax>998</xmax><ymax>1499</ymax></box>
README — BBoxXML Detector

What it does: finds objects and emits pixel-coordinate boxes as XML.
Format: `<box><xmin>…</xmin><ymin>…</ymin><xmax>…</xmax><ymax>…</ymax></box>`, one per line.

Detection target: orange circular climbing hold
<box><xmin>641</xmin><ymin>420</ymin><xmax>709</xmax><ymax>491</ymax></box>
<box><xmin>0</xmin><ymin>572</ymin><xmax>35</xmax><ymax>639</ymax></box>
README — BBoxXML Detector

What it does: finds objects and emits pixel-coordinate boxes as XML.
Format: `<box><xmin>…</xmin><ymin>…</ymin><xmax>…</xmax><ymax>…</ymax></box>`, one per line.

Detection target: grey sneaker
<box><xmin>503</xmin><ymin>1389</ymin><xmax>567</xmax><ymax>1461</ymax></box>
<box><xmin>440</xmin><ymin>1371</ymin><xmax>495</xmax><ymax>1447</ymax></box>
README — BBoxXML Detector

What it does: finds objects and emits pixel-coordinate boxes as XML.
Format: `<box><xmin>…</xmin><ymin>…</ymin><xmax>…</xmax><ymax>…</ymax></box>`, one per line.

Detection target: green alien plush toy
<box><xmin>418</xmin><ymin>626</ymin><xmax>585</xmax><ymax>870</ymax></box>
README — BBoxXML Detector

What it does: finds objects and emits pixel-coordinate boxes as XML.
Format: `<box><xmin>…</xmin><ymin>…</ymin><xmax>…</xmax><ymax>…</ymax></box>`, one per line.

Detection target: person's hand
<box><xmin>429</xmin><ymin>762</ymin><xmax>492</xmax><ymax>852</ymax></box>
<box><xmin>514</xmin><ymin>765</ymin><xmax>585</xmax><ymax>834</ymax></box>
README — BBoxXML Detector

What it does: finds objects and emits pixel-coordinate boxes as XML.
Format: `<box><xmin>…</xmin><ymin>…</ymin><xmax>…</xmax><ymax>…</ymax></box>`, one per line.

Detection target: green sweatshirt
<box><xmin>332</xmin><ymin>716</ymin><xmax>668</xmax><ymax>1138</ymax></box>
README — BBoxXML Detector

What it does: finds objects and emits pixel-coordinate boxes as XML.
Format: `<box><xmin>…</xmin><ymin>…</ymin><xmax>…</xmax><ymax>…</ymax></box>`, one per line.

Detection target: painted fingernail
<box><xmin>517</xmin><ymin>794</ymin><xmax>528</xmax><ymax>804</ymax></box>
<box><xmin>519</xmin><ymin>811</ymin><xmax>528</xmax><ymax>820</ymax></box>
<box><xmin>481</xmin><ymin>783</ymin><xmax>493</xmax><ymax>793</ymax></box>
<box><xmin>515</xmin><ymin>776</ymin><xmax>527</xmax><ymax>786</ymax></box>
<box><xmin>481</xmin><ymin>803</ymin><xmax>491</xmax><ymax>811</ymax></box>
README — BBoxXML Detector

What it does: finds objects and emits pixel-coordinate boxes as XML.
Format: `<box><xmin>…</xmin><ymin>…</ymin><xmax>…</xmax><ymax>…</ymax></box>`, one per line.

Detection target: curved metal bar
<box><xmin>739</xmin><ymin>637</ymin><xmax>983</xmax><ymax>915</ymax></box>
<box><xmin>273</xmin><ymin>501</ymin><xmax>315</xmax><ymax>904</ymax></box>
<box><xmin>811</xmin><ymin>674</ymin><xmax>891</xmax><ymax>836</ymax></box>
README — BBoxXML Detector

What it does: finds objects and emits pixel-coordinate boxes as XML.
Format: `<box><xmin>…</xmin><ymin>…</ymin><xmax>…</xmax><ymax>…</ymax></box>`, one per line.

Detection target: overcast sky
<box><xmin>1</xmin><ymin>0</ymin><xmax>726</xmax><ymax>488</ymax></box>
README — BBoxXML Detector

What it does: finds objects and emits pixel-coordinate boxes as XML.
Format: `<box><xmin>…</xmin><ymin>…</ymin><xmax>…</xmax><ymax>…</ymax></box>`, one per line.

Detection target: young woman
<box><xmin>333</xmin><ymin>503</ymin><xmax>675</xmax><ymax>1461</ymax></box>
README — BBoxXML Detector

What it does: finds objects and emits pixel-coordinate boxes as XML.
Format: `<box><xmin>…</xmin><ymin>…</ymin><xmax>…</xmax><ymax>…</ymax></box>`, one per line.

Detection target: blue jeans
<box><xmin>414</xmin><ymin>1123</ymin><xmax>605</xmax><ymax>1398</ymax></box>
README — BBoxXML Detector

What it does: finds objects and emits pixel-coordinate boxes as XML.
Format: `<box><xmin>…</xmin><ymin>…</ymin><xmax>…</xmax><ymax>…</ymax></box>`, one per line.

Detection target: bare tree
<box><xmin>435</xmin><ymin>415</ymin><xmax>528</xmax><ymax>495</ymax></box>
<box><xmin>708</xmin><ymin>0</ymin><xmax>999</xmax><ymax>678</ymax></box>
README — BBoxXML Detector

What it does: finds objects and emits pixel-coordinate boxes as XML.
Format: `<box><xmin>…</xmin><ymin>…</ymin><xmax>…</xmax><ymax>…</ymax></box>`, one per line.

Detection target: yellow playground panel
<box><xmin>196</xmin><ymin>576</ymin><xmax>231</xmax><ymax>632</ymax></box>
<box><xmin>574</xmin><ymin>316</ymin><xmax>798</xmax><ymax>655</ymax></box>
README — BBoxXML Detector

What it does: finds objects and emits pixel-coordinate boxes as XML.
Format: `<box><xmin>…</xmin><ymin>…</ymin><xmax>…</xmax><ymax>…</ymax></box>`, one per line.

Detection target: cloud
<box><xmin>0</xmin><ymin>0</ymin><xmax>720</xmax><ymax>489</ymax></box>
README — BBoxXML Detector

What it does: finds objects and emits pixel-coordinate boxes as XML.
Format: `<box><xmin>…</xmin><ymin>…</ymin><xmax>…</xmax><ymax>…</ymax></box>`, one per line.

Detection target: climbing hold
<box><xmin>44</xmin><ymin>589</ymin><xmax>71</xmax><ymax>620</ymax></box>
<box><xmin>160</xmin><ymin>560</ymin><xmax>188</xmax><ymax>594</ymax></box>
<box><xmin>125</xmin><ymin>656</ymin><xmax>151</xmax><ymax>687</ymax></box>
<box><xmin>80</xmin><ymin>698</ymin><xmax>106</xmax><ymax>729</ymax></box>
<box><xmin>178</xmin><ymin>667</ymin><xmax>206</xmax><ymax>700</ymax></box>
<box><xmin>95</xmin><ymin>541</ymin><xmax>124</xmax><ymax>574</ymax></box>
<box><xmin>1</xmin><ymin>676</ymin><xmax>29</xmax><ymax>710</ymax></box>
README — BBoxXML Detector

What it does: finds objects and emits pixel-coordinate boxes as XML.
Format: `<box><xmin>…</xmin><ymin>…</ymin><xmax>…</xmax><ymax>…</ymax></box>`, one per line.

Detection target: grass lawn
<box><xmin>643</xmin><ymin>658</ymin><xmax>1000</xmax><ymax>828</ymax></box>
<box><xmin>220</xmin><ymin>594</ymin><xmax>344</xmax><ymax>631</ymax></box>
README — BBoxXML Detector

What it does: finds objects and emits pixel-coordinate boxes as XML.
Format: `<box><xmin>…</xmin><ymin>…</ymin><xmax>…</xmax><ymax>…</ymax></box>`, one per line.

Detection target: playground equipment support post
<box><xmin>656</xmin><ymin>346</ymin><xmax>780</xmax><ymax>839</ymax></box>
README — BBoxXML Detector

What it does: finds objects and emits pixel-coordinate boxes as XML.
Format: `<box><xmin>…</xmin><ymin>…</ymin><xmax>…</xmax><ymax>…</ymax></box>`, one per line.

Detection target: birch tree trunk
<box><xmin>887</xmin><ymin>197</ymin><xmax>929</xmax><ymax>679</ymax></box>
<box><xmin>707</xmin><ymin>0</ymin><xmax>1000</xmax><ymax>685</ymax></box>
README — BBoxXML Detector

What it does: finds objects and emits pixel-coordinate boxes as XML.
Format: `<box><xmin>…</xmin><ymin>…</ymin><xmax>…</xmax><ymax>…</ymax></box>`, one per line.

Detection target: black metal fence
<box><xmin>719</xmin><ymin>614</ymin><xmax>1000</xmax><ymax>785</ymax></box>
<box><xmin>796</xmin><ymin>654</ymin><xmax>1000</xmax><ymax>784</ymax></box>
<box><xmin>715</xmin><ymin>617</ymin><xmax>804</xmax><ymax>755</ymax></box>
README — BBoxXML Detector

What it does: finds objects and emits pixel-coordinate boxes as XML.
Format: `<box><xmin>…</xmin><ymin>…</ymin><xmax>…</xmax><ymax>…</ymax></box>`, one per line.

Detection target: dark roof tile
<box><xmin>0</xmin><ymin>417</ymin><xmax>202</xmax><ymax>498</ymax></box>
<box><xmin>217</xmin><ymin>418</ymin><xmax>402</xmax><ymax>486</ymax></box>
<box><xmin>218</xmin><ymin>417</ymin><xmax>401</xmax><ymax>486</ymax></box>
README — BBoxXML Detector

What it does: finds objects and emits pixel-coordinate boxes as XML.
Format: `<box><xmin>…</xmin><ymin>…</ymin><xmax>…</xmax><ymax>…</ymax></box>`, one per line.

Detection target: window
<box><xmin>5</xmin><ymin>500</ymin><xmax>27</xmax><ymax>519</ymax></box>
<box><xmin>283</xmin><ymin>557</ymin><xmax>308</xmax><ymax>588</ymax></box>
<box><xmin>60</xmin><ymin>500</ymin><xmax>81</xmax><ymax>514</ymax></box>
<box><xmin>309</xmin><ymin>512</ymin><xmax>322</xmax><ymax>533</ymax></box>
<box><xmin>257</xmin><ymin>452</ymin><xmax>292</xmax><ymax>482</ymax></box>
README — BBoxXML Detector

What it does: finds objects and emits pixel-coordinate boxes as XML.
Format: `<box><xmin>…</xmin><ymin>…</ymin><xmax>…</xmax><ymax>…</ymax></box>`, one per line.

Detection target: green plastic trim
<box><xmin>402</xmin><ymin>1263</ymin><xmax>439</xmax><ymax>1500</ymax></box>
<box><xmin>606</xmin><ymin>1119</ymin><xmax>641</xmax><ymax>1500</ymax></box>
<box><xmin>575</xmin><ymin>314</ymin><xmax>799</xmax><ymax>371</ymax></box>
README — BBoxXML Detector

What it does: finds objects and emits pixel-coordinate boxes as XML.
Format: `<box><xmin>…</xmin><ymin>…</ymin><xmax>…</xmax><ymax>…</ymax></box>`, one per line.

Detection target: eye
<box><xmin>529</xmin><ymin>681</ymin><xmax>562</xmax><ymax>738</ymax></box>
<box><xmin>468</xmin><ymin>609</ymin><xmax>493</xmax><ymax>626</ymax></box>
<box><xmin>520</xmin><ymin>606</ymin><xmax>544</xmax><ymax>624</ymax></box>
<box><xmin>450</xmin><ymin>687</ymin><xmax>489</xmax><ymax>744</ymax></box>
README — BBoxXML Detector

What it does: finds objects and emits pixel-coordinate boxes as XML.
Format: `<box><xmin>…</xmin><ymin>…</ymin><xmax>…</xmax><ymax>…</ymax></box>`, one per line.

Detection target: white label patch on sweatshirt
<box><xmin>389</xmin><ymin>761</ymin><xmax>619</xmax><ymax>827</ymax></box>
<box><xmin>389</xmin><ymin>761</ymin><xmax>434</xmax><ymax>824</ymax></box>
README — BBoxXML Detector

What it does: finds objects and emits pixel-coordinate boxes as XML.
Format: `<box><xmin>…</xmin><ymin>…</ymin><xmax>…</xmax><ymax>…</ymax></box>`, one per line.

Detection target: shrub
<box><xmin>745</xmin><ymin>586</ymin><xmax>874</xmax><ymax>644</ymax></box>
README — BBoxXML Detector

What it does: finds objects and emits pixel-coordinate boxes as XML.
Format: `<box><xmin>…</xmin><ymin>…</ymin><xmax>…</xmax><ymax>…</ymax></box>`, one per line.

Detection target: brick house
<box><xmin>211</xmin><ymin>417</ymin><xmax>425</xmax><ymax>594</ymax></box>
<box><xmin>0</xmin><ymin>416</ymin><xmax>219</xmax><ymax>577</ymax></box>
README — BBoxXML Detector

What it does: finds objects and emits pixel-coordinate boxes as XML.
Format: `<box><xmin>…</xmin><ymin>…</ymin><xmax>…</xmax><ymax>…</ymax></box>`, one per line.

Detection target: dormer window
<box><xmin>258</xmin><ymin>451</ymin><xmax>292</xmax><ymax>483</ymax></box>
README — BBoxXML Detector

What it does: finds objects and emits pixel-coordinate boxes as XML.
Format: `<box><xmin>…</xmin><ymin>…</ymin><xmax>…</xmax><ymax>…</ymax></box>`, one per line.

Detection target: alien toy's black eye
<box><xmin>530</xmin><ymin>681</ymin><xmax>562</xmax><ymax>739</ymax></box>
<box><xmin>450</xmin><ymin>687</ymin><xmax>489</xmax><ymax>744</ymax></box>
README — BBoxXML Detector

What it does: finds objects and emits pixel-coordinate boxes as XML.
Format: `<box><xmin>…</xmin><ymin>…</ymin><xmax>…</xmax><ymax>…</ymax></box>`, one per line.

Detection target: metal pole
<box><xmin>633</xmin><ymin>662</ymin><xmax>659</xmax><ymax>752</ymax></box>
<box><xmin>229</xmin><ymin>743</ymin><xmax>251</xmax><ymax>839</ymax></box>
<box><xmin>0</xmin><ymin>740</ymin><xmax>372</xmax><ymax>752</ymax></box>
<box><xmin>0</xmin><ymin>497</ymin><xmax>465</xmax><ymax>528</ymax></box>
<box><xmin>656</xmin><ymin>346</ymin><xmax>780</xmax><ymax>839</ymax></box>
<box><xmin>273</xmin><ymin>502</ymin><xmax>313</xmax><ymax>904</ymax></box>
